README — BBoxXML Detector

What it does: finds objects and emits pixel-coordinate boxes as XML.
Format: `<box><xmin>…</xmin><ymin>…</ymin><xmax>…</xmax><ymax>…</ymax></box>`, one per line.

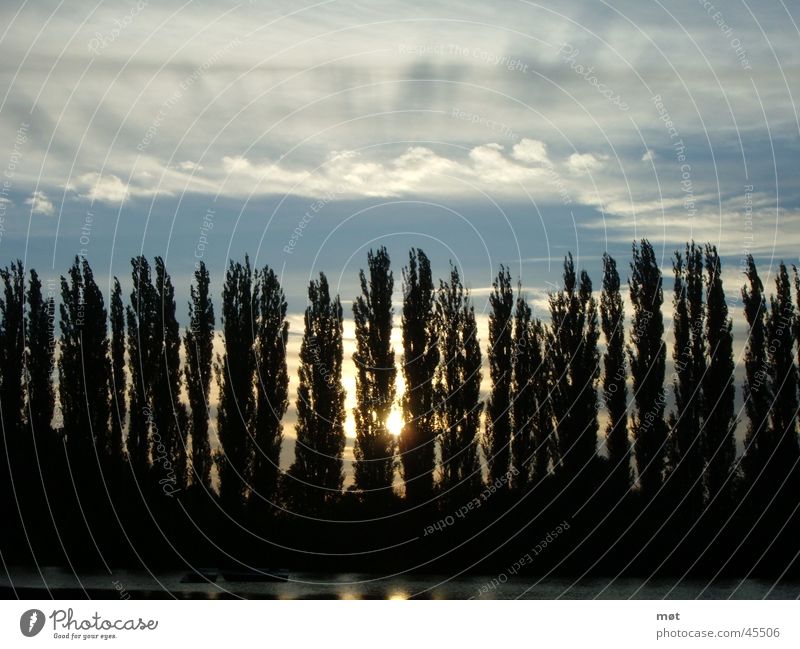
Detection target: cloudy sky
<box><xmin>1</xmin><ymin>0</ymin><xmax>798</xmax><ymax>476</ymax></box>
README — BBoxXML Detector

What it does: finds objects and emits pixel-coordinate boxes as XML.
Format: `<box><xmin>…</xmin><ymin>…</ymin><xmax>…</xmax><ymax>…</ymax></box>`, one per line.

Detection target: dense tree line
<box><xmin>2</xmin><ymin>240</ymin><xmax>800</xmax><ymax>577</ymax></box>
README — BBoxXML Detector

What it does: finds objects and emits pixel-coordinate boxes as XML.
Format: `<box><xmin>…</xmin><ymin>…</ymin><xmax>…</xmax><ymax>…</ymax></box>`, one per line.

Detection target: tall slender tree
<box><xmin>435</xmin><ymin>264</ymin><xmax>482</xmax><ymax>498</ymax></box>
<box><xmin>741</xmin><ymin>256</ymin><xmax>770</xmax><ymax>487</ymax></box>
<box><xmin>126</xmin><ymin>256</ymin><xmax>157</xmax><ymax>476</ymax></box>
<box><xmin>25</xmin><ymin>270</ymin><xmax>56</xmax><ymax>452</ymax></box>
<box><xmin>0</xmin><ymin>261</ymin><xmax>25</xmax><ymax>440</ymax></box>
<box><xmin>251</xmin><ymin>265</ymin><xmax>289</xmax><ymax>508</ymax></box>
<box><xmin>0</xmin><ymin>261</ymin><xmax>24</xmax><ymax>539</ymax></box>
<box><xmin>216</xmin><ymin>257</ymin><xmax>256</xmax><ymax>512</ymax></box>
<box><xmin>153</xmin><ymin>257</ymin><xmax>188</xmax><ymax>493</ymax></box>
<box><xmin>510</xmin><ymin>294</ymin><xmax>549</xmax><ymax>489</ymax></box>
<box><xmin>58</xmin><ymin>257</ymin><xmax>111</xmax><ymax>467</ymax></box>
<box><xmin>600</xmin><ymin>253</ymin><xmax>629</xmax><ymax>493</ymax></box>
<box><xmin>702</xmin><ymin>245</ymin><xmax>736</xmax><ymax>503</ymax></box>
<box><xmin>288</xmin><ymin>273</ymin><xmax>346</xmax><ymax>512</ymax></box>
<box><xmin>628</xmin><ymin>240</ymin><xmax>667</xmax><ymax>498</ymax></box>
<box><xmin>352</xmin><ymin>247</ymin><xmax>396</xmax><ymax>499</ymax></box>
<box><xmin>483</xmin><ymin>266</ymin><xmax>514</xmax><ymax>487</ymax></box>
<box><xmin>399</xmin><ymin>249</ymin><xmax>439</xmax><ymax>504</ymax></box>
<box><xmin>763</xmin><ymin>263</ymin><xmax>800</xmax><ymax>496</ymax></box>
<box><xmin>184</xmin><ymin>262</ymin><xmax>215</xmax><ymax>491</ymax></box>
<box><xmin>18</xmin><ymin>268</ymin><xmax>56</xmax><ymax>556</ymax></box>
<box><xmin>547</xmin><ymin>255</ymin><xmax>600</xmax><ymax>479</ymax></box>
<box><xmin>668</xmin><ymin>244</ymin><xmax>704</xmax><ymax>513</ymax></box>
<box><xmin>109</xmin><ymin>279</ymin><xmax>126</xmax><ymax>466</ymax></box>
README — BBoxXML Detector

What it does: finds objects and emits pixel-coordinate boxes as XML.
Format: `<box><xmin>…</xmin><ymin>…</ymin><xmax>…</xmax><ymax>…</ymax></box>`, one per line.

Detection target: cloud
<box><xmin>641</xmin><ymin>149</ymin><xmax>656</xmax><ymax>162</ymax></box>
<box><xmin>511</xmin><ymin>139</ymin><xmax>551</xmax><ymax>165</ymax></box>
<box><xmin>213</xmin><ymin>143</ymin><xmax>571</xmax><ymax>199</ymax></box>
<box><xmin>566</xmin><ymin>153</ymin><xmax>607</xmax><ymax>175</ymax></box>
<box><xmin>72</xmin><ymin>173</ymin><xmax>130</xmax><ymax>203</ymax></box>
<box><xmin>177</xmin><ymin>161</ymin><xmax>203</xmax><ymax>171</ymax></box>
<box><xmin>25</xmin><ymin>191</ymin><xmax>54</xmax><ymax>216</ymax></box>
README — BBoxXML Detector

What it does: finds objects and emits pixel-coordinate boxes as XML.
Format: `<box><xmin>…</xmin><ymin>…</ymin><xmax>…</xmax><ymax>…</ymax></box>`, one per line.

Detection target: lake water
<box><xmin>2</xmin><ymin>567</ymin><xmax>798</xmax><ymax>599</ymax></box>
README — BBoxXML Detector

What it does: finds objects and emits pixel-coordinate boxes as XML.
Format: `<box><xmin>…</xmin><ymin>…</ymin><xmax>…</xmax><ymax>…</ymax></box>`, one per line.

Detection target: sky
<box><xmin>0</xmin><ymin>0</ymin><xmax>798</xmax><ymax>481</ymax></box>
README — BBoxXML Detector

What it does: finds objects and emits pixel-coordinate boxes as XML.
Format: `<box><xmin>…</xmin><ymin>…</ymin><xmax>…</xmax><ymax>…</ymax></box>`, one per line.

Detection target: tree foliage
<box><xmin>399</xmin><ymin>249</ymin><xmax>439</xmax><ymax>503</ymax></box>
<box><xmin>352</xmin><ymin>247</ymin><xmax>396</xmax><ymax>498</ymax></box>
<box><xmin>628</xmin><ymin>240</ymin><xmax>667</xmax><ymax>498</ymax></box>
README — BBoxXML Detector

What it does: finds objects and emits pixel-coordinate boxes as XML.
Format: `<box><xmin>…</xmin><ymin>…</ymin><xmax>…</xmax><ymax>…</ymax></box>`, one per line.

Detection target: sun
<box><xmin>386</xmin><ymin>409</ymin><xmax>404</xmax><ymax>437</ymax></box>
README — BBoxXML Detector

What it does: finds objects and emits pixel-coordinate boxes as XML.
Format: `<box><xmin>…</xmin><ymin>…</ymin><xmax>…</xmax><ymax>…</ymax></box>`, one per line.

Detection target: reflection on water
<box><xmin>1</xmin><ymin>567</ymin><xmax>798</xmax><ymax>599</ymax></box>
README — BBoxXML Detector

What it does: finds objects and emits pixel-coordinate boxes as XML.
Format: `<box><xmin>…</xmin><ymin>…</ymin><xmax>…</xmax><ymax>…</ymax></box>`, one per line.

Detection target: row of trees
<box><xmin>1</xmin><ymin>241</ymin><xmax>799</xmax><ymax>524</ymax></box>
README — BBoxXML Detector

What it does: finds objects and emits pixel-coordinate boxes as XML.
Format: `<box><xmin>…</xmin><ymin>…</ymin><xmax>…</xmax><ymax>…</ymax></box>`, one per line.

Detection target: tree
<box><xmin>0</xmin><ymin>261</ymin><xmax>25</xmax><ymax>440</ymax></box>
<box><xmin>628</xmin><ymin>240</ymin><xmax>667</xmax><ymax>498</ymax></box>
<box><xmin>126</xmin><ymin>256</ymin><xmax>157</xmax><ymax>476</ymax></box>
<box><xmin>763</xmin><ymin>263</ymin><xmax>800</xmax><ymax>495</ymax></box>
<box><xmin>600</xmin><ymin>253</ymin><xmax>629</xmax><ymax>493</ymax></box>
<box><xmin>184</xmin><ymin>262</ymin><xmax>215</xmax><ymax>491</ymax></box>
<box><xmin>58</xmin><ymin>257</ymin><xmax>111</xmax><ymax>467</ymax></box>
<box><xmin>251</xmin><ymin>265</ymin><xmax>289</xmax><ymax>509</ymax></box>
<box><xmin>510</xmin><ymin>294</ymin><xmax>550</xmax><ymax>490</ymax></box>
<box><xmin>25</xmin><ymin>269</ymin><xmax>56</xmax><ymax>453</ymax></box>
<box><xmin>153</xmin><ymin>257</ymin><xmax>188</xmax><ymax>494</ymax></box>
<box><xmin>288</xmin><ymin>273</ymin><xmax>346</xmax><ymax>512</ymax></box>
<box><xmin>741</xmin><ymin>256</ymin><xmax>769</xmax><ymax>487</ymax></box>
<box><xmin>668</xmin><ymin>244</ymin><xmax>704</xmax><ymax>513</ymax></box>
<box><xmin>435</xmin><ymin>264</ymin><xmax>482</xmax><ymax>498</ymax></box>
<box><xmin>109</xmin><ymin>278</ymin><xmax>126</xmax><ymax>466</ymax></box>
<box><xmin>352</xmin><ymin>247</ymin><xmax>396</xmax><ymax>499</ymax></box>
<box><xmin>483</xmin><ymin>265</ymin><xmax>514</xmax><ymax>488</ymax></box>
<box><xmin>547</xmin><ymin>255</ymin><xmax>600</xmax><ymax>479</ymax></box>
<box><xmin>399</xmin><ymin>249</ymin><xmax>439</xmax><ymax>504</ymax></box>
<box><xmin>702</xmin><ymin>245</ymin><xmax>736</xmax><ymax>504</ymax></box>
<box><xmin>216</xmin><ymin>257</ymin><xmax>257</xmax><ymax>512</ymax></box>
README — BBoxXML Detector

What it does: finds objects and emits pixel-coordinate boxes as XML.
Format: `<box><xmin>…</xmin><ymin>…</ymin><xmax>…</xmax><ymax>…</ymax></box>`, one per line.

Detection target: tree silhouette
<box><xmin>600</xmin><ymin>253</ymin><xmax>629</xmax><ymax>493</ymax></box>
<box><xmin>126</xmin><ymin>256</ymin><xmax>157</xmax><ymax>477</ymax></box>
<box><xmin>109</xmin><ymin>278</ymin><xmax>126</xmax><ymax>466</ymax></box>
<box><xmin>251</xmin><ymin>265</ymin><xmax>289</xmax><ymax>510</ymax></box>
<box><xmin>58</xmin><ymin>257</ymin><xmax>111</xmax><ymax>468</ymax></box>
<box><xmin>702</xmin><ymin>245</ymin><xmax>736</xmax><ymax>505</ymax></box>
<box><xmin>352</xmin><ymin>247</ymin><xmax>396</xmax><ymax>500</ymax></box>
<box><xmin>399</xmin><ymin>249</ymin><xmax>439</xmax><ymax>504</ymax></box>
<box><xmin>668</xmin><ymin>243</ymin><xmax>704</xmax><ymax>513</ymax></box>
<box><xmin>6</xmin><ymin>247</ymin><xmax>800</xmax><ymax>577</ymax></box>
<box><xmin>628</xmin><ymin>240</ymin><xmax>667</xmax><ymax>498</ymax></box>
<box><xmin>510</xmin><ymin>293</ymin><xmax>549</xmax><ymax>489</ymax></box>
<box><xmin>216</xmin><ymin>258</ymin><xmax>256</xmax><ymax>512</ymax></box>
<box><xmin>741</xmin><ymin>256</ymin><xmax>769</xmax><ymax>490</ymax></box>
<box><xmin>763</xmin><ymin>263</ymin><xmax>800</xmax><ymax>496</ymax></box>
<box><xmin>0</xmin><ymin>261</ymin><xmax>25</xmax><ymax>441</ymax></box>
<box><xmin>153</xmin><ymin>257</ymin><xmax>188</xmax><ymax>494</ymax></box>
<box><xmin>184</xmin><ymin>262</ymin><xmax>215</xmax><ymax>491</ymax></box>
<box><xmin>484</xmin><ymin>265</ymin><xmax>514</xmax><ymax>488</ymax></box>
<box><xmin>288</xmin><ymin>273</ymin><xmax>346</xmax><ymax>513</ymax></box>
<box><xmin>25</xmin><ymin>269</ymin><xmax>55</xmax><ymax>444</ymax></box>
<box><xmin>435</xmin><ymin>264</ymin><xmax>482</xmax><ymax>499</ymax></box>
<box><xmin>547</xmin><ymin>255</ymin><xmax>599</xmax><ymax>479</ymax></box>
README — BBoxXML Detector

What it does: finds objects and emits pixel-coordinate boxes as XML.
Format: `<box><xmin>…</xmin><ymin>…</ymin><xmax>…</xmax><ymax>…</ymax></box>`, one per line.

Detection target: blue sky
<box><xmin>1</xmin><ymin>0</ymin><xmax>798</xmax><ymax>475</ymax></box>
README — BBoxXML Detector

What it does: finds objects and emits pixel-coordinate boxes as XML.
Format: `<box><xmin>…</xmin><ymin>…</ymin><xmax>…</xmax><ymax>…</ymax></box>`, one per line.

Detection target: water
<box><xmin>2</xmin><ymin>567</ymin><xmax>798</xmax><ymax>599</ymax></box>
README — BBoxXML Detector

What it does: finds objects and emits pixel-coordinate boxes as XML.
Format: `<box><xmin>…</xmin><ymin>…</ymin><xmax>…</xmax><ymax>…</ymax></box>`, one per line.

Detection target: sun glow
<box><xmin>386</xmin><ymin>409</ymin><xmax>404</xmax><ymax>437</ymax></box>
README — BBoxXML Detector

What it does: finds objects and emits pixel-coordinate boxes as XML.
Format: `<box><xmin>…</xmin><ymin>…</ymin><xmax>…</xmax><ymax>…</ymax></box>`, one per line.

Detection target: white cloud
<box><xmin>641</xmin><ymin>149</ymin><xmax>656</xmax><ymax>162</ymax></box>
<box><xmin>177</xmin><ymin>161</ymin><xmax>203</xmax><ymax>171</ymax></box>
<box><xmin>25</xmin><ymin>191</ymin><xmax>54</xmax><ymax>216</ymax></box>
<box><xmin>511</xmin><ymin>139</ymin><xmax>550</xmax><ymax>165</ymax></box>
<box><xmin>213</xmin><ymin>143</ymin><xmax>563</xmax><ymax>199</ymax></box>
<box><xmin>566</xmin><ymin>152</ymin><xmax>607</xmax><ymax>175</ymax></box>
<box><xmin>73</xmin><ymin>173</ymin><xmax>130</xmax><ymax>203</ymax></box>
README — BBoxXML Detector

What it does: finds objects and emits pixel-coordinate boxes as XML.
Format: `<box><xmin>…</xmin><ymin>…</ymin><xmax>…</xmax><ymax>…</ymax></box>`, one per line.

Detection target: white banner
<box><xmin>0</xmin><ymin>600</ymin><xmax>797</xmax><ymax>648</ymax></box>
